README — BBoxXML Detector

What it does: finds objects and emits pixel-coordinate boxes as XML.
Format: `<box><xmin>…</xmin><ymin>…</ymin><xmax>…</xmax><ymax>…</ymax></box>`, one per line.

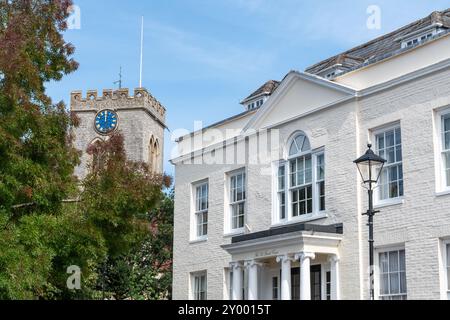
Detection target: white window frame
<box><xmin>435</xmin><ymin>108</ymin><xmax>450</xmax><ymax>194</ymax></box>
<box><xmin>374</xmin><ymin>246</ymin><xmax>407</xmax><ymax>300</ymax></box>
<box><xmin>191</xmin><ymin>271</ymin><xmax>207</xmax><ymax>300</ymax></box>
<box><xmin>274</xmin><ymin>161</ymin><xmax>288</xmax><ymax>224</ymax></box>
<box><xmin>225</xmin><ymin>169</ymin><xmax>247</xmax><ymax>235</ymax></box>
<box><xmin>372</xmin><ymin>124</ymin><xmax>404</xmax><ymax>206</ymax></box>
<box><xmin>190</xmin><ymin>180</ymin><xmax>209</xmax><ymax>242</ymax></box>
<box><xmin>195</xmin><ymin>182</ymin><xmax>208</xmax><ymax>239</ymax></box>
<box><xmin>272</xmin><ymin>133</ymin><xmax>326</xmax><ymax>225</ymax></box>
<box><xmin>441</xmin><ymin>240</ymin><xmax>450</xmax><ymax>300</ymax></box>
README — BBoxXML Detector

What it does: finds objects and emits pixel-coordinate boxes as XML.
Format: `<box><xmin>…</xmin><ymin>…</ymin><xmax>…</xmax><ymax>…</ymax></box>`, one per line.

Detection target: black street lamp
<box><xmin>354</xmin><ymin>144</ymin><xmax>386</xmax><ymax>300</ymax></box>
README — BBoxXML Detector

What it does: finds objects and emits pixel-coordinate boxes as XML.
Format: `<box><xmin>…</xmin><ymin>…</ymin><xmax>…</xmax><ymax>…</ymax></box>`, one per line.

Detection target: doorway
<box><xmin>290</xmin><ymin>265</ymin><xmax>322</xmax><ymax>300</ymax></box>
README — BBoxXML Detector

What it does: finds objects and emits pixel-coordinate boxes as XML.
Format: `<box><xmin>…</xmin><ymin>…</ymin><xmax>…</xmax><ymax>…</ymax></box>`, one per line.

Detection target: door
<box><xmin>310</xmin><ymin>265</ymin><xmax>322</xmax><ymax>301</ymax></box>
<box><xmin>291</xmin><ymin>268</ymin><xmax>300</xmax><ymax>300</ymax></box>
<box><xmin>290</xmin><ymin>266</ymin><xmax>322</xmax><ymax>300</ymax></box>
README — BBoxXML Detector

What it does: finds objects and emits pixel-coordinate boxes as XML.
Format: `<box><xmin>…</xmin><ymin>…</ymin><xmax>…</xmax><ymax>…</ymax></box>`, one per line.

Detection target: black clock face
<box><xmin>95</xmin><ymin>110</ymin><xmax>118</xmax><ymax>134</ymax></box>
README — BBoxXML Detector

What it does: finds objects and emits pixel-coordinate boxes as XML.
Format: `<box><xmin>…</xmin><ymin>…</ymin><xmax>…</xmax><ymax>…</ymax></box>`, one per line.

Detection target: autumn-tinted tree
<box><xmin>0</xmin><ymin>0</ymin><xmax>79</xmax><ymax>299</ymax></box>
<box><xmin>0</xmin><ymin>0</ymin><xmax>171</xmax><ymax>300</ymax></box>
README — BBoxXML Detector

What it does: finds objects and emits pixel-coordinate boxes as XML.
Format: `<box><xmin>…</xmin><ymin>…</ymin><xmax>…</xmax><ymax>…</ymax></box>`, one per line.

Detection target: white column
<box><xmin>296</xmin><ymin>252</ymin><xmax>315</xmax><ymax>301</ymax></box>
<box><xmin>276</xmin><ymin>255</ymin><xmax>293</xmax><ymax>300</ymax></box>
<box><xmin>230</xmin><ymin>262</ymin><xmax>243</xmax><ymax>300</ymax></box>
<box><xmin>245</xmin><ymin>260</ymin><xmax>261</xmax><ymax>301</ymax></box>
<box><xmin>329</xmin><ymin>255</ymin><xmax>340</xmax><ymax>300</ymax></box>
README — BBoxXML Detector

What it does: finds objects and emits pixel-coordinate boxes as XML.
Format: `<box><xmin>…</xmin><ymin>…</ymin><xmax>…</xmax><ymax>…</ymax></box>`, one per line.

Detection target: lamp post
<box><xmin>354</xmin><ymin>144</ymin><xmax>386</xmax><ymax>300</ymax></box>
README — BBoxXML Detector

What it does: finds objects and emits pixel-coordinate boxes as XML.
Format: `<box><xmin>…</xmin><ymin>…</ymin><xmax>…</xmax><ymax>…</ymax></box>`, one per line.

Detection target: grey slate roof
<box><xmin>241</xmin><ymin>80</ymin><xmax>280</xmax><ymax>104</ymax></box>
<box><xmin>306</xmin><ymin>9</ymin><xmax>450</xmax><ymax>76</ymax></box>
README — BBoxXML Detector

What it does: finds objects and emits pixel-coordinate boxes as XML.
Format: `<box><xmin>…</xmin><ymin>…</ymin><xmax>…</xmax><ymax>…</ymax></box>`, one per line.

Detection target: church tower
<box><xmin>70</xmin><ymin>88</ymin><xmax>166</xmax><ymax>179</ymax></box>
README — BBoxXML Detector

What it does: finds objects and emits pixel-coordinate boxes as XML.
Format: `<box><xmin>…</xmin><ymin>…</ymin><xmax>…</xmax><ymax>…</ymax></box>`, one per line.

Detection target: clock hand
<box><xmin>105</xmin><ymin>112</ymin><xmax>107</xmax><ymax>122</ymax></box>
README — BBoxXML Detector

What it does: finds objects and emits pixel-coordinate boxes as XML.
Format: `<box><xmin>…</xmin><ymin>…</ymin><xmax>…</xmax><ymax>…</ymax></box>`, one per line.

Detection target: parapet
<box><xmin>70</xmin><ymin>88</ymin><xmax>166</xmax><ymax>122</ymax></box>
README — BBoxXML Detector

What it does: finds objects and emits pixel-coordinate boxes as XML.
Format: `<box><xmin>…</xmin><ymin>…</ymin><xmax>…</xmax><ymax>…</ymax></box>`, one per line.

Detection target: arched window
<box><xmin>149</xmin><ymin>136</ymin><xmax>160</xmax><ymax>173</ymax></box>
<box><xmin>276</xmin><ymin>133</ymin><xmax>325</xmax><ymax>222</ymax></box>
<box><xmin>289</xmin><ymin>133</ymin><xmax>311</xmax><ymax>157</ymax></box>
<box><xmin>87</xmin><ymin>138</ymin><xmax>105</xmax><ymax>173</ymax></box>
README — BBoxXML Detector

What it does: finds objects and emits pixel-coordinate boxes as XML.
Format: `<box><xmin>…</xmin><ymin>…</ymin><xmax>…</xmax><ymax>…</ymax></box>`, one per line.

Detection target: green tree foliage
<box><xmin>98</xmin><ymin>190</ymin><xmax>174</xmax><ymax>300</ymax></box>
<box><xmin>0</xmin><ymin>1</ymin><xmax>172</xmax><ymax>300</ymax></box>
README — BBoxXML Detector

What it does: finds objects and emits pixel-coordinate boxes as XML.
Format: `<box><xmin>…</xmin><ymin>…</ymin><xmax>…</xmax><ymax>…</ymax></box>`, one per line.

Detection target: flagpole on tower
<box><xmin>139</xmin><ymin>16</ymin><xmax>144</xmax><ymax>88</ymax></box>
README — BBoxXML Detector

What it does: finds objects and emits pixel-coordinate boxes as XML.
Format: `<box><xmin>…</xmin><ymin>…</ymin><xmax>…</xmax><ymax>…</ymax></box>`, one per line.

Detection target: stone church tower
<box><xmin>70</xmin><ymin>88</ymin><xmax>166</xmax><ymax>179</ymax></box>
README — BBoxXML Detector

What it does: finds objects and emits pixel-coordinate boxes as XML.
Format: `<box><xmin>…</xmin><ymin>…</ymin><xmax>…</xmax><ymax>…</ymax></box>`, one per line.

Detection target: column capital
<box><xmin>244</xmin><ymin>260</ymin><xmax>264</xmax><ymax>269</ymax></box>
<box><xmin>276</xmin><ymin>254</ymin><xmax>294</xmax><ymax>264</ymax></box>
<box><xmin>328</xmin><ymin>254</ymin><xmax>340</xmax><ymax>263</ymax></box>
<box><xmin>295</xmin><ymin>252</ymin><xmax>316</xmax><ymax>261</ymax></box>
<box><xmin>230</xmin><ymin>262</ymin><xmax>244</xmax><ymax>270</ymax></box>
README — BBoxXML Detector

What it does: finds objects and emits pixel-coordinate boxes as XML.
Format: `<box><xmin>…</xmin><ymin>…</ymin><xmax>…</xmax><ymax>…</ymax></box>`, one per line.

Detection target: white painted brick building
<box><xmin>172</xmin><ymin>9</ymin><xmax>450</xmax><ymax>300</ymax></box>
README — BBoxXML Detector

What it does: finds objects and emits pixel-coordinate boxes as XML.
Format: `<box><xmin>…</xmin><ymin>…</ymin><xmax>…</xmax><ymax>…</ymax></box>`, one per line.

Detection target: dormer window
<box><xmin>247</xmin><ymin>99</ymin><xmax>265</xmax><ymax>111</ymax></box>
<box><xmin>241</xmin><ymin>80</ymin><xmax>280</xmax><ymax>111</ymax></box>
<box><xmin>401</xmin><ymin>27</ymin><xmax>445</xmax><ymax>49</ymax></box>
<box><xmin>321</xmin><ymin>67</ymin><xmax>344</xmax><ymax>80</ymax></box>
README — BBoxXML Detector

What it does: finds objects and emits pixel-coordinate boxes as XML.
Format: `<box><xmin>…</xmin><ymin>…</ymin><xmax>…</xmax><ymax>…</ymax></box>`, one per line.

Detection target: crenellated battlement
<box><xmin>70</xmin><ymin>88</ymin><xmax>166</xmax><ymax>121</ymax></box>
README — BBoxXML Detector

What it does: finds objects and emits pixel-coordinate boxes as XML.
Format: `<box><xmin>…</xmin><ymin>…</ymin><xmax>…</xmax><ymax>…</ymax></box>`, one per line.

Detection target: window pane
<box><xmin>386</xmin><ymin>130</ymin><xmax>395</xmax><ymax>147</ymax></box>
<box><xmin>380</xmin><ymin>252</ymin><xmax>388</xmax><ymax>273</ymax></box>
<box><xmin>389</xmin><ymin>273</ymin><xmax>400</xmax><ymax>294</ymax></box>
<box><xmin>389</xmin><ymin>166</ymin><xmax>398</xmax><ymax>181</ymax></box>
<box><xmin>389</xmin><ymin>251</ymin><xmax>399</xmax><ymax>272</ymax></box>
<box><xmin>302</xmin><ymin>137</ymin><xmax>311</xmax><ymax>152</ymax></box>
<box><xmin>305</xmin><ymin>156</ymin><xmax>312</xmax><ymax>183</ymax></box>
<box><xmin>317</xmin><ymin>154</ymin><xmax>325</xmax><ymax>180</ymax></box>
<box><xmin>396</xmin><ymin>145</ymin><xmax>403</xmax><ymax>162</ymax></box>
<box><xmin>278</xmin><ymin>166</ymin><xmax>285</xmax><ymax>190</ymax></box>
<box><xmin>447</xmin><ymin>244</ymin><xmax>450</xmax><ymax>266</ymax></box>
<box><xmin>380</xmin><ymin>274</ymin><xmax>389</xmax><ymax>295</ymax></box>
<box><xmin>319</xmin><ymin>181</ymin><xmax>326</xmax><ymax>211</ymax></box>
<box><xmin>400</xmin><ymin>272</ymin><xmax>407</xmax><ymax>293</ymax></box>
<box><xmin>289</xmin><ymin>142</ymin><xmax>298</xmax><ymax>157</ymax></box>
<box><xmin>300</xmin><ymin>201</ymin><xmax>306</xmax><ymax>215</ymax></box>
<box><xmin>399</xmin><ymin>250</ymin><xmax>406</xmax><ymax>271</ymax></box>
<box><xmin>293</xmin><ymin>203</ymin><xmax>298</xmax><ymax>216</ymax></box>
<box><xmin>389</xmin><ymin>182</ymin><xmax>399</xmax><ymax>198</ymax></box>
<box><xmin>445</xmin><ymin>132</ymin><xmax>450</xmax><ymax>150</ymax></box>
<box><xmin>280</xmin><ymin>192</ymin><xmax>286</xmax><ymax>220</ymax></box>
<box><xmin>378</xmin><ymin>134</ymin><xmax>385</xmax><ymax>150</ymax></box>
<box><xmin>444</xmin><ymin>116</ymin><xmax>450</xmax><ymax>133</ymax></box>
<box><xmin>395</xmin><ymin>128</ymin><xmax>402</xmax><ymax>145</ymax></box>
<box><xmin>387</xmin><ymin>147</ymin><xmax>395</xmax><ymax>163</ymax></box>
<box><xmin>295</xmin><ymin>135</ymin><xmax>305</xmax><ymax>152</ymax></box>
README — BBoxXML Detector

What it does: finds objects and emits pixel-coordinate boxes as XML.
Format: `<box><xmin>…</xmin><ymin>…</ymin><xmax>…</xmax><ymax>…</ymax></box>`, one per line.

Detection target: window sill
<box><xmin>374</xmin><ymin>198</ymin><xmax>404</xmax><ymax>209</ymax></box>
<box><xmin>436</xmin><ymin>189</ymin><xmax>450</xmax><ymax>197</ymax></box>
<box><xmin>189</xmin><ymin>237</ymin><xmax>208</xmax><ymax>245</ymax></box>
<box><xmin>271</xmin><ymin>212</ymin><xmax>328</xmax><ymax>227</ymax></box>
<box><xmin>224</xmin><ymin>229</ymin><xmax>245</xmax><ymax>238</ymax></box>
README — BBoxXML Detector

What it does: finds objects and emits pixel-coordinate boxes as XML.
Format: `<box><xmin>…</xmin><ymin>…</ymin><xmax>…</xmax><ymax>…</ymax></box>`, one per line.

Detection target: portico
<box><xmin>222</xmin><ymin>223</ymin><xmax>343</xmax><ymax>301</ymax></box>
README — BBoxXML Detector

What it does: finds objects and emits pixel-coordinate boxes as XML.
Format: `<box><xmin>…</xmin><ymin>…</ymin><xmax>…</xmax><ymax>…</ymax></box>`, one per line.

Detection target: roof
<box><xmin>176</xmin><ymin>107</ymin><xmax>258</xmax><ymax>142</ymax></box>
<box><xmin>241</xmin><ymin>80</ymin><xmax>280</xmax><ymax>104</ymax></box>
<box><xmin>306</xmin><ymin>9</ymin><xmax>450</xmax><ymax>75</ymax></box>
<box><xmin>231</xmin><ymin>223</ymin><xmax>344</xmax><ymax>244</ymax></box>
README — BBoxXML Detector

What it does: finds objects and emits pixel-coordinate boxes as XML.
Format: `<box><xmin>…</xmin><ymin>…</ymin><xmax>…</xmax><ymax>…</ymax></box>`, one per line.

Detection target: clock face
<box><xmin>95</xmin><ymin>109</ymin><xmax>118</xmax><ymax>134</ymax></box>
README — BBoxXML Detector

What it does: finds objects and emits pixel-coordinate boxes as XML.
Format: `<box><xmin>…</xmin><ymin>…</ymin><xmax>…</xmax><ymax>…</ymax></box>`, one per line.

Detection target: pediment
<box><xmin>243</xmin><ymin>72</ymin><xmax>356</xmax><ymax>131</ymax></box>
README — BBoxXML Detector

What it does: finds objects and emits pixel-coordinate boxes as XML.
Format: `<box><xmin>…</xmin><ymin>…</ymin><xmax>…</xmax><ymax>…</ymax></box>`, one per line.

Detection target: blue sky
<box><xmin>46</xmin><ymin>0</ymin><xmax>450</xmax><ymax>175</ymax></box>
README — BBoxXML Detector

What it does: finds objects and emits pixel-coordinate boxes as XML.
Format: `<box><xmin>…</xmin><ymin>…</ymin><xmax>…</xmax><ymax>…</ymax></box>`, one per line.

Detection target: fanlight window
<box><xmin>275</xmin><ymin>133</ymin><xmax>325</xmax><ymax>223</ymax></box>
<box><xmin>289</xmin><ymin>133</ymin><xmax>311</xmax><ymax>157</ymax></box>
